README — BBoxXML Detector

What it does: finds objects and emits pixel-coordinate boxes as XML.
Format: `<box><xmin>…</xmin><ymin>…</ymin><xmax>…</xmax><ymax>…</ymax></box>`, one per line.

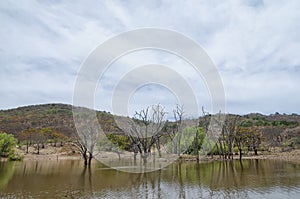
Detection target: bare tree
<box><xmin>221</xmin><ymin>115</ymin><xmax>241</xmax><ymax>159</ymax></box>
<box><xmin>198</xmin><ymin>108</ymin><xmax>226</xmax><ymax>158</ymax></box>
<box><xmin>172</xmin><ymin>104</ymin><xmax>184</xmax><ymax>156</ymax></box>
<box><xmin>72</xmin><ymin>133</ymin><xmax>88</xmax><ymax>165</ymax></box>
<box><xmin>199</xmin><ymin>107</ymin><xmax>214</xmax><ymax>157</ymax></box>
<box><xmin>128</xmin><ymin>104</ymin><xmax>167</xmax><ymax>164</ymax></box>
<box><xmin>73</xmin><ymin>108</ymin><xmax>102</xmax><ymax>166</ymax></box>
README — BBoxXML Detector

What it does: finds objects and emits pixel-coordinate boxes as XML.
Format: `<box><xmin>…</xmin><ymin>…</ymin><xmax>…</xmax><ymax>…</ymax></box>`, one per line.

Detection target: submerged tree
<box><xmin>73</xmin><ymin>108</ymin><xmax>102</xmax><ymax>166</ymax></box>
<box><xmin>128</xmin><ymin>104</ymin><xmax>167</xmax><ymax>164</ymax></box>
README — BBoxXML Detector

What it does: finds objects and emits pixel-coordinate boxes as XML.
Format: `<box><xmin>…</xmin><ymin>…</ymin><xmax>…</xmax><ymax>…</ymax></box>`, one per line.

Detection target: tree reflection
<box><xmin>1</xmin><ymin>160</ymin><xmax>300</xmax><ymax>198</ymax></box>
<box><xmin>0</xmin><ymin>161</ymin><xmax>15</xmax><ymax>189</ymax></box>
<box><xmin>79</xmin><ymin>165</ymin><xmax>93</xmax><ymax>194</ymax></box>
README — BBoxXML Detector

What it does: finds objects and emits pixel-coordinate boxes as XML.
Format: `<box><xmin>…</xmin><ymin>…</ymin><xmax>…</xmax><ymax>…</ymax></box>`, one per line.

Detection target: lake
<box><xmin>1</xmin><ymin>159</ymin><xmax>300</xmax><ymax>198</ymax></box>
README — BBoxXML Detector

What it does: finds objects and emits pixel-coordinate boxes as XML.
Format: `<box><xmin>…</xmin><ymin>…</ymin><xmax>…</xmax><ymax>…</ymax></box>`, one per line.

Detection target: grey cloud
<box><xmin>0</xmin><ymin>0</ymin><xmax>299</xmax><ymax>115</ymax></box>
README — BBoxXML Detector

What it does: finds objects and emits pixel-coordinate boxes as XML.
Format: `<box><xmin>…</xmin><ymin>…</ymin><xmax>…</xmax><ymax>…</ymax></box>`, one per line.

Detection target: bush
<box><xmin>0</xmin><ymin>132</ymin><xmax>17</xmax><ymax>158</ymax></box>
<box><xmin>282</xmin><ymin>138</ymin><xmax>297</xmax><ymax>148</ymax></box>
<box><xmin>233</xmin><ymin>147</ymin><xmax>239</xmax><ymax>154</ymax></box>
<box><xmin>258</xmin><ymin>145</ymin><xmax>267</xmax><ymax>151</ymax></box>
<box><xmin>8</xmin><ymin>154</ymin><xmax>24</xmax><ymax>161</ymax></box>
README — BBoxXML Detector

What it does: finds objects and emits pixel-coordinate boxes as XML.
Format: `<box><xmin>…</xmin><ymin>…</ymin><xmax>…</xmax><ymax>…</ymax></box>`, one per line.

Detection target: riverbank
<box><xmin>5</xmin><ymin>145</ymin><xmax>300</xmax><ymax>164</ymax></box>
<box><xmin>14</xmin><ymin>144</ymin><xmax>81</xmax><ymax>161</ymax></box>
<box><xmin>180</xmin><ymin>149</ymin><xmax>300</xmax><ymax>164</ymax></box>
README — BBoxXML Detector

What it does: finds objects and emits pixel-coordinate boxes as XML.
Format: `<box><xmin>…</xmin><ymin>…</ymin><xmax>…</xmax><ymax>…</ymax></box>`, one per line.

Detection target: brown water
<box><xmin>1</xmin><ymin>159</ymin><xmax>300</xmax><ymax>198</ymax></box>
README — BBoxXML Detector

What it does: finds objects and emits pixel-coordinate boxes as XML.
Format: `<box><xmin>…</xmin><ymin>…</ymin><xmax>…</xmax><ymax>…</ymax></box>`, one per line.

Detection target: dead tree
<box><xmin>222</xmin><ymin>115</ymin><xmax>241</xmax><ymax>159</ymax></box>
<box><xmin>173</xmin><ymin>104</ymin><xmax>184</xmax><ymax>156</ymax></box>
<box><xmin>73</xmin><ymin>133</ymin><xmax>88</xmax><ymax>165</ymax></box>
<box><xmin>73</xmin><ymin>108</ymin><xmax>102</xmax><ymax>166</ymax></box>
<box><xmin>128</xmin><ymin>104</ymin><xmax>166</xmax><ymax>164</ymax></box>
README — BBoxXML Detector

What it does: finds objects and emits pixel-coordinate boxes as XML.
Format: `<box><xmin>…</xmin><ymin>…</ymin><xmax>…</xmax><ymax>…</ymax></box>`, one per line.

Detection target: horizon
<box><xmin>0</xmin><ymin>102</ymin><xmax>298</xmax><ymax>117</ymax></box>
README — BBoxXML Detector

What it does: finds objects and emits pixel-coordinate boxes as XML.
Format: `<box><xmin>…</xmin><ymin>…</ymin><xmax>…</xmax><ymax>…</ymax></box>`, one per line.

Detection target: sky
<box><xmin>1</xmin><ymin>0</ymin><xmax>300</xmax><ymax>117</ymax></box>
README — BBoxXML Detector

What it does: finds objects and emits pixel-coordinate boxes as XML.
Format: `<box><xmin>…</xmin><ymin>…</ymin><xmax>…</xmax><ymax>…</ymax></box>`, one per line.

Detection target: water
<box><xmin>1</xmin><ymin>159</ymin><xmax>300</xmax><ymax>198</ymax></box>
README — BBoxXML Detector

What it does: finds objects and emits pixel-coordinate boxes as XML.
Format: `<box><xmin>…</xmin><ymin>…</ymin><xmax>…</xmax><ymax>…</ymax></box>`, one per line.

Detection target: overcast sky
<box><xmin>1</xmin><ymin>0</ymin><xmax>300</xmax><ymax>116</ymax></box>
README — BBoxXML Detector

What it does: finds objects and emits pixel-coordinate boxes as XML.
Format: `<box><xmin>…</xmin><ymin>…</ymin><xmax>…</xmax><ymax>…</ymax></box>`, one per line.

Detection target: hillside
<box><xmin>0</xmin><ymin>104</ymin><xmax>299</xmax><ymax>149</ymax></box>
<box><xmin>0</xmin><ymin>103</ymin><xmax>121</xmax><ymax>139</ymax></box>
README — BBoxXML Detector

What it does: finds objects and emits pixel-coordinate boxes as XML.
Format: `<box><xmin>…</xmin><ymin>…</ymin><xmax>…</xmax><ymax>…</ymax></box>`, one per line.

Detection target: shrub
<box><xmin>0</xmin><ymin>132</ymin><xmax>17</xmax><ymax>158</ymax></box>
<box><xmin>8</xmin><ymin>154</ymin><xmax>24</xmax><ymax>161</ymax></box>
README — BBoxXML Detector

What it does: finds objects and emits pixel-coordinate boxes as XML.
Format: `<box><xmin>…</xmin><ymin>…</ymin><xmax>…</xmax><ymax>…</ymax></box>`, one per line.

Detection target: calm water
<box><xmin>1</xmin><ymin>159</ymin><xmax>300</xmax><ymax>198</ymax></box>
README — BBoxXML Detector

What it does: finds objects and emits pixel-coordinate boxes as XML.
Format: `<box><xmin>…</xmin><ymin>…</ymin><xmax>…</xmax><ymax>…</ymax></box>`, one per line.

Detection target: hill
<box><xmin>0</xmin><ymin>103</ymin><xmax>121</xmax><ymax>139</ymax></box>
<box><xmin>0</xmin><ymin>103</ymin><xmax>299</xmax><ymax>150</ymax></box>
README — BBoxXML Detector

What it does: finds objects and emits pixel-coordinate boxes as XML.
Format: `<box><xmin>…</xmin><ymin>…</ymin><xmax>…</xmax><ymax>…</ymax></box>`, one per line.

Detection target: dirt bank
<box><xmin>9</xmin><ymin>144</ymin><xmax>300</xmax><ymax>164</ymax></box>
<box><xmin>15</xmin><ymin>144</ymin><xmax>81</xmax><ymax>161</ymax></box>
<box><xmin>180</xmin><ymin>149</ymin><xmax>300</xmax><ymax>164</ymax></box>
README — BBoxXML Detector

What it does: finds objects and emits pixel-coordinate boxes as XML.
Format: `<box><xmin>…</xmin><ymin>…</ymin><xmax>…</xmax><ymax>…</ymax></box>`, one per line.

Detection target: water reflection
<box><xmin>1</xmin><ymin>159</ymin><xmax>300</xmax><ymax>198</ymax></box>
<box><xmin>0</xmin><ymin>161</ymin><xmax>15</xmax><ymax>189</ymax></box>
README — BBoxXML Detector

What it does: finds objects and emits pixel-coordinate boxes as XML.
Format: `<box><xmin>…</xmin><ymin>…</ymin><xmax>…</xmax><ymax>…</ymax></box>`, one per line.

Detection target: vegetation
<box><xmin>0</xmin><ymin>103</ymin><xmax>299</xmax><ymax>164</ymax></box>
<box><xmin>127</xmin><ymin>104</ymin><xmax>167</xmax><ymax>164</ymax></box>
<box><xmin>0</xmin><ymin>132</ymin><xmax>22</xmax><ymax>161</ymax></box>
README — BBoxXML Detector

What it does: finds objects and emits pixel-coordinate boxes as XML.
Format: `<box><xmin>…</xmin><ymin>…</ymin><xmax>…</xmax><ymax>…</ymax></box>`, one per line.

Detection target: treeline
<box><xmin>19</xmin><ymin>128</ymin><xmax>68</xmax><ymax>154</ymax></box>
<box><xmin>1</xmin><ymin>104</ymin><xmax>300</xmax><ymax>165</ymax></box>
<box><xmin>94</xmin><ymin>114</ymin><xmax>265</xmax><ymax>162</ymax></box>
<box><xmin>241</xmin><ymin>117</ymin><xmax>298</xmax><ymax>127</ymax></box>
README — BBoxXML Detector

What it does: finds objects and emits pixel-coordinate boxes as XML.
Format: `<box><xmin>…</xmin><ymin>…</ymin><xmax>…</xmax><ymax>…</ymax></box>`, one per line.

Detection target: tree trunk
<box><xmin>133</xmin><ymin>143</ymin><xmax>138</xmax><ymax>164</ymax></box>
<box><xmin>177</xmin><ymin>135</ymin><xmax>181</xmax><ymax>156</ymax></box>
<box><xmin>133</xmin><ymin>152</ymin><xmax>137</xmax><ymax>164</ymax></box>
<box><xmin>239</xmin><ymin>149</ymin><xmax>242</xmax><ymax>161</ymax></box>
<box><xmin>26</xmin><ymin>143</ymin><xmax>29</xmax><ymax>154</ymax></box>
<box><xmin>193</xmin><ymin>134</ymin><xmax>198</xmax><ymax>156</ymax></box>
<box><xmin>254</xmin><ymin>148</ymin><xmax>258</xmax><ymax>155</ymax></box>
<box><xmin>218</xmin><ymin>140</ymin><xmax>224</xmax><ymax>159</ymax></box>
<box><xmin>228</xmin><ymin>138</ymin><xmax>233</xmax><ymax>159</ymax></box>
<box><xmin>156</xmin><ymin>139</ymin><xmax>162</xmax><ymax>158</ymax></box>
<box><xmin>83</xmin><ymin>153</ymin><xmax>88</xmax><ymax>166</ymax></box>
<box><xmin>37</xmin><ymin>144</ymin><xmax>40</xmax><ymax>155</ymax></box>
<box><xmin>81</xmin><ymin>148</ymin><xmax>88</xmax><ymax>166</ymax></box>
<box><xmin>223</xmin><ymin>141</ymin><xmax>227</xmax><ymax>159</ymax></box>
<box><xmin>88</xmin><ymin>152</ymin><xmax>93</xmax><ymax>165</ymax></box>
<box><xmin>143</xmin><ymin>151</ymin><xmax>147</xmax><ymax>164</ymax></box>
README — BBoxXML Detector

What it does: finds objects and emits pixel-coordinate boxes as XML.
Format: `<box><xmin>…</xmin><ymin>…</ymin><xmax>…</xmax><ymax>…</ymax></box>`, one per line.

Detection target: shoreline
<box><xmin>179</xmin><ymin>149</ymin><xmax>300</xmax><ymax>164</ymax></box>
<box><xmin>3</xmin><ymin>149</ymin><xmax>299</xmax><ymax>164</ymax></box>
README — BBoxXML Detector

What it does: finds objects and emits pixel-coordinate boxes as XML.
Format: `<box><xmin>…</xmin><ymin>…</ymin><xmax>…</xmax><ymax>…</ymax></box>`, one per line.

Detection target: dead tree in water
<box><xmin>73</xmin><ymin>108</ymin><xmax>102</xmax><ymax>166</ymax></box>
<box><xmin>128</xmin><ymin>104</ymin><xmax>166</xmax><ymax>164</ymax></box>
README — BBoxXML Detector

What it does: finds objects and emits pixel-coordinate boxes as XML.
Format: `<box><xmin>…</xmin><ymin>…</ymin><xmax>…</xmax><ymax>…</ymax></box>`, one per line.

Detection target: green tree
<box><xmin>0</xmin><ymin>132</ymin><xmax>17</xmax><ymax>158</ymax></box>
<box><xmin>186</xmin><ymin>127</ymin><xmax>205</xmax><ymax>155</ymax></box>
<box><xmin>20</xmin><ymin>128</ymin><xmax>48</xmax><ymax>154</ymax></box>
<box><xmin>51</xmin><ymin>131</ymin><xmax>67</xmax><ymax>147</ymax></box>
<box><xmin>235</xmin><ymin>127</ymin><xmax>262</xmax><ymax>160</ymax></box>
<box><xmin>20</xmin><ymin>128</ymin><xmax>36</xmax><ymax>153</ymax></box>
<box><xmin>234</xmin><ymin>127</ymin><xmax>248</xmax><ymax>161</ymax></box>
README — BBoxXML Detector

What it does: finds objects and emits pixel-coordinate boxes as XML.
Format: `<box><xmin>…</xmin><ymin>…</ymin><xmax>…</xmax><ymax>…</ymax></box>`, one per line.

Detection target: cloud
<box><xmin>0</xmin><ymin>0</ymin><xmax>299</xmax><ymax>115</ymax></box>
